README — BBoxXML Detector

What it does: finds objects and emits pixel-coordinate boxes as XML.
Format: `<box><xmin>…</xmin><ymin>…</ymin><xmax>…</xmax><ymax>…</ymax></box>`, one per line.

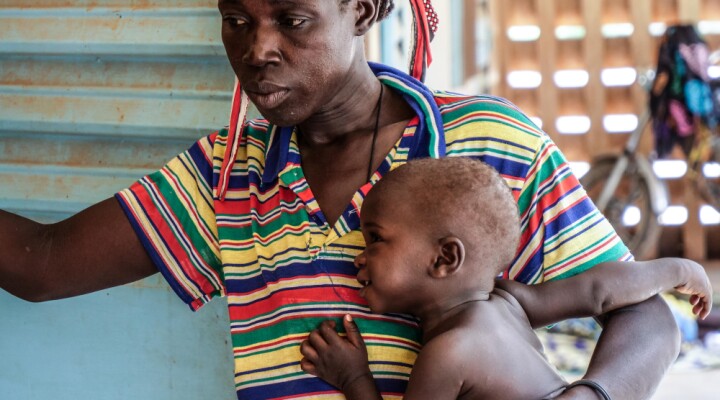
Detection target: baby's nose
<box><xmin>354</xmin><ymin>252</ymin><xmax>366</xmax><ymax>270</ymax></box>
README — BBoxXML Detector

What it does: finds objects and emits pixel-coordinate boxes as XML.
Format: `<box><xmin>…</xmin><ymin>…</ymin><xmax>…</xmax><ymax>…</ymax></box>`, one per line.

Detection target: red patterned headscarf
<box><xmin>217</xmin><ymin>0</ymin><xmax>439</xmax><ymax>200</ymax></box>
<box><xmin>409</xmin><ymin>0</ymin><xmax>439</xmax><ymax>82</ymax></box>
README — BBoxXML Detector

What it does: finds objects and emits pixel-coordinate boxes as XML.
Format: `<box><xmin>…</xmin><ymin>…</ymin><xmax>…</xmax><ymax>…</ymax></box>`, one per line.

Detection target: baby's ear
<box><xmin>429</xmin><ymin>237</ymin><xmax>465</xmax><ymax>279</ymax></box>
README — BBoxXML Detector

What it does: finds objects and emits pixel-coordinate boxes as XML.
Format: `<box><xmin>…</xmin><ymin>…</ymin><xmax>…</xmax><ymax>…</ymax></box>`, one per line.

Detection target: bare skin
<box><xmin>304</xmin><ymin>264</ymin><xmax>707</xmax><ymax>400</ymax></box>
<box><xmin>302</xmin><ymin>298</ymin><xmax>570</xmax><ymax>400</ymax></box>
<box><xmin>301</xmin><ymin>183</ymin><xmax>710</xmax><ymax>399</ymax></box>
<box><xmin>0</xmin><ymin>1</ymin><xmax>681</xmax><ymax>399</ymax></box>
<box><xmin>0</xmin><ymin>199</ymin><xmax>155</xmax><ymax>301</ymax></box>
<box><xmin>298</xmin><ymin>88</ymin><xmax>414</xmax><ymax>225</ymax></box>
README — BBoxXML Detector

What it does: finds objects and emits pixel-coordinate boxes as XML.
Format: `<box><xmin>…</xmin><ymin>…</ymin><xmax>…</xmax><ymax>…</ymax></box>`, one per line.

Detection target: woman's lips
<box><xmin>246</xmin><ymin>88</ymin><xmax>290</xmax><ymax>110</ymax></box>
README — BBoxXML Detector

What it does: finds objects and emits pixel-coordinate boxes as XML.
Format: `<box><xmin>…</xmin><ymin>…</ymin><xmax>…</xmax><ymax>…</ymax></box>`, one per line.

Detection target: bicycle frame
<box><xmin>592</xmin><ymin>112</ymin><xmax>669</xmax><ymax>217</ymax></box>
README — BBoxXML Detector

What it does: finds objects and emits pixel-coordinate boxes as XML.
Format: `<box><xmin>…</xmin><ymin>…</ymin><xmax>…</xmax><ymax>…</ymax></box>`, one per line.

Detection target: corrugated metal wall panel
<box><xmin>0</xmin><ymin>1</ymin><xmax>233</xmax><ymax>222</ymax></box>
<box><xmin>0</xmin><ymin>3</ymin><xmax>237</xmax><ymax>399</ymax></box>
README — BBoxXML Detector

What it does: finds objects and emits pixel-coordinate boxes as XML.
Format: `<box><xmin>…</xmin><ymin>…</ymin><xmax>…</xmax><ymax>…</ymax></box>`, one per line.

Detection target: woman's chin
<box><xmin>253</xmin><ymin>103</ymin><xmax>307</xmax><ymax>128</ymax></box>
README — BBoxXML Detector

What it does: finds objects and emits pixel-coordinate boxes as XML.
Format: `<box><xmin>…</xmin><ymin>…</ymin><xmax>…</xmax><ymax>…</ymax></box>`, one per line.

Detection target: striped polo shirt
<box><xmin>116</xmin><ymin>65</ymin><xmax>631</xmax><ymax>400</ymax></box>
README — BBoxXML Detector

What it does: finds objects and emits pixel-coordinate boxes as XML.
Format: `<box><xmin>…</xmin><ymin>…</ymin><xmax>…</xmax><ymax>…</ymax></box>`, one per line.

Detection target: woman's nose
<box><xmin>242</xmin><ymin>25</ymin><xmax>282</xmax><ymax>67</ymax></box>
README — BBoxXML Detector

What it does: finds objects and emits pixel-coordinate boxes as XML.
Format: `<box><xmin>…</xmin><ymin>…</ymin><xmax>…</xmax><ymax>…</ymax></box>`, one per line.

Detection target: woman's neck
<box><xmin>297</xmin><ymin>61</ymin><xmax>383</xmax><ymax>145</ymax></box>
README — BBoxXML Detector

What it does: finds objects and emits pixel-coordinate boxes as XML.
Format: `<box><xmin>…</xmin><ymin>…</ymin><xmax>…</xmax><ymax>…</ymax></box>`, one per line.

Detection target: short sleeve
<box><xmin>510</xmin><ymin>134</ymin><xmax>633</xmax><ymax>284</ymax></box>
<box><xmin>116</xmin><ymin>133</ymin><xmax>224</xmax><ymax>310</ymax></box>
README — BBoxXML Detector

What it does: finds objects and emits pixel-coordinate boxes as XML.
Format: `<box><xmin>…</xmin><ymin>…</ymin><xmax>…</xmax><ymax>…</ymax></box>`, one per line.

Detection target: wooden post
<box><xmin>683</xmin><ymin>177</ymin><xmax>706</xmax><ymax>260</ymax></box>
<box><xmin>582</xmin><ymin>0</ymin><xmax>605</xmax><ymax>156</ymax></box>
<box><xmin>536</xmin><ymin>0</ymin><xmax>559</xmax><ymax>138</ymax></box>
<box><xmin>679</xmin><ymin>0</ymin><xmax>701</xmax><ymax>23</ymax></box>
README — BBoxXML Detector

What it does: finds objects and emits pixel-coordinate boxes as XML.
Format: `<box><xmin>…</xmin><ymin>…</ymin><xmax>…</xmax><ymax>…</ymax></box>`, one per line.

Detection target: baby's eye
<box><xmin>369</xmin><ymin>233</ymin><xmax>383</xmax><ymax>243</ymax></box>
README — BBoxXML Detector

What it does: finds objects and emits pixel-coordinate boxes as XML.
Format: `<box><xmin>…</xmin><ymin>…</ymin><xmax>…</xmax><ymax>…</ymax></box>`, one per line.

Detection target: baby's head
<box><xmin>355</xmin><ymin>157</ymin><xmax>520</xmax><ymax>315</ymax></box>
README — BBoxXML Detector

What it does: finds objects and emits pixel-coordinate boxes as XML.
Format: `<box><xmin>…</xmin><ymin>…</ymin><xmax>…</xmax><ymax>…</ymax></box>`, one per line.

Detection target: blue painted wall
<box><xmin>0</xmin><ymin>279</ymin><xmax>236</xmax><ymax>399</ymax></box>
<box><xmin>0</xmin><ymin>2</ymin><xmax>237</xmax><ymax>399</ymax></box>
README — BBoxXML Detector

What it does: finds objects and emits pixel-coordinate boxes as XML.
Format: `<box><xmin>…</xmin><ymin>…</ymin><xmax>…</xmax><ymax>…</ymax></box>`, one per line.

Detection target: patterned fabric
<box><xmin>116</xmin><ymin>63</ymin><xmax>631</xmax><ymax>400</ymax></box>
<box><xmin>424</xmin><ymin>0</ymin><xmax>439</xmax><ymax>34</ymax></box>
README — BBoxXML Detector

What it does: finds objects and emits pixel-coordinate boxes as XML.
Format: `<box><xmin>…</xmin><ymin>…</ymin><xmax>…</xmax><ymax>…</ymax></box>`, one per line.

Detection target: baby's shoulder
<box><xmin>433</xmin><ymin>300</ymin><xmax>529</xmax><ymax>348</ymax></box>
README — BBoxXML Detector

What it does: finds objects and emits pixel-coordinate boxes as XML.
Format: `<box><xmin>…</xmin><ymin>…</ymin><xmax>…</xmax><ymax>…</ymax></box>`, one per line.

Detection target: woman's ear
<box><xmin>354</xmin><ymin>0</ymin><xmax>379</xmax><ymax>36</ymax></box>
<box><xmin>429</xmin><ymin>237</ymin><xmax>465</xmax><ymax>279</ymax></box>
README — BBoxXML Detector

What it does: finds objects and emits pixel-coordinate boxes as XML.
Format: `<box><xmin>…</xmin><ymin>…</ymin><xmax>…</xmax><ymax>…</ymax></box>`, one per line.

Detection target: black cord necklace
<box><xmin>367</xmin><ymin>83</ymin><xmax>384</xmax><ymax>182</ymax></box>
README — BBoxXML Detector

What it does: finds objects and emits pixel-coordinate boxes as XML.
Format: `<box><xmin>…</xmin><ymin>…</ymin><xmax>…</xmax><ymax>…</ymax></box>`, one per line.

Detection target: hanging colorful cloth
<box><xmin>649</xmin><ymin>24</ymin><xmax>717</xmax><ymax>158</ymax></box>
<box><xmin>215</xmin><ymin>0</ymin><xmax>440</xmax><ymax>200</ymax></box>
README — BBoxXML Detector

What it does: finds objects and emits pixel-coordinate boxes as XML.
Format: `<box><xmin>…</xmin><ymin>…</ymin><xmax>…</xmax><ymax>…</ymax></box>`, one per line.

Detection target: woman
<box><xmin>0</xmin><ymin>1</ymin><xmax>680</xmax><ymax>399</ymax></box>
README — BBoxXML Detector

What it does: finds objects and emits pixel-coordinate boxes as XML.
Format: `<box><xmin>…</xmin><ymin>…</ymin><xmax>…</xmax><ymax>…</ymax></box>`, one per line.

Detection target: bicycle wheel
<box><xmin>697</xmin><ymin>133</ymin><xmax>720</xmax><ymax>211</ymax></box>
<box><xmin>581</xmin><ymin>158</ymin><xmax>662</xmax><ymax>259</ymax></box>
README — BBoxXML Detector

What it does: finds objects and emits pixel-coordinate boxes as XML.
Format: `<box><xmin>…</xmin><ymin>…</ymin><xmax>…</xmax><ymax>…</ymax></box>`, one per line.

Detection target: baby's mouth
<box><xmin>358</xmin><ymin>279</ymin><xmax>372</xmax><ymax>297</ymax></box>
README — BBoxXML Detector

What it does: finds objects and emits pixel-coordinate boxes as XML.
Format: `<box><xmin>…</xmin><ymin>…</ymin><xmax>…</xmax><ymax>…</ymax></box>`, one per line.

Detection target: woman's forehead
<box><xmin>219</xmin><ymin>0</ymin><xmax>338</xmax><ymax>7</ymax></box>
<box><xmin>217</xmin><ymin>0</ymin><xmax>349</xmax><ymax>18</ymax></box>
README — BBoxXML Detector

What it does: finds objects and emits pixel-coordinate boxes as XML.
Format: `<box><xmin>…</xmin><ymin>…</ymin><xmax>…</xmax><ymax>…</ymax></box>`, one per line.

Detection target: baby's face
<box><xmin>355</xmin><ymin>193</ymin><xmax>436</xmax><ymax>315</ymax></box>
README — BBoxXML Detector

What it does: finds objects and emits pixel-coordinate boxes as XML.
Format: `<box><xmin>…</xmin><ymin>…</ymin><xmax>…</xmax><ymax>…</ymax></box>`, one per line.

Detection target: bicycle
<box><xmin>580</xmin><ymin>71</ymin><xmax>720</xmax><ymax>259</ymax></box>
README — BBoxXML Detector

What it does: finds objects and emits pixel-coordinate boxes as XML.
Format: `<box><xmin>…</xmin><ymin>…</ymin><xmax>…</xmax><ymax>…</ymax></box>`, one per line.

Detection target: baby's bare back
<box><xmin>442</xmin><ymin>290</ymin><xmax>568</xmax><ymax>399</ymax></box>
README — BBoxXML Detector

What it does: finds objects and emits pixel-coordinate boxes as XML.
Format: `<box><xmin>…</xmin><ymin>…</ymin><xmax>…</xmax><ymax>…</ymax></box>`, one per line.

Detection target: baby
<box><xmin>299</xmin><ymin>157</ymin><xmax>712</xmax><ymax>400</ymax></box>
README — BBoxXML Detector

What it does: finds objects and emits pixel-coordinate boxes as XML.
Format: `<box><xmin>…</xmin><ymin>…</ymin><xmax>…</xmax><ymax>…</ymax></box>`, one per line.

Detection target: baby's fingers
<box><xmin>700</xmin><ymin>296</ymin><xmax>712</xmax><ymax>320</ymax></box>
<box><xmin>307</xmin><ymin>328</ymin><xmax>329</xmax><ymax>352</ymax></box>
<box><xmin>300</xmin><ymin>357</ymin><xmax>318</xmax><ymax>376</ymax></box>
<box><xmin>690</xmin><ymin>294</ymin><xmax>712</xmax><ymax>320</ymax></box>
<box><xmin>343</xmin><ymin>315</ymin><xmax>365</xmax><ymax>349</ymax></box>
<box><xmin>300</xmin><ymin>339</ymin><xmax>319</xmax><ymax>363</ymax></box>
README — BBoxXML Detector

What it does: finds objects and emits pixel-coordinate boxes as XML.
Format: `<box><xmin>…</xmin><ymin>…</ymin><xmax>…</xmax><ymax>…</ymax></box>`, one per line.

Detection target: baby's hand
<box><xmin>300</xmin><ymin>315</ymin><xmax>373</xmax><ymax>390</ymax></box>
<box><xmin>674</xmin><ymin>260</ymin><xmax>713</xmax><ymax>319</ymax></box>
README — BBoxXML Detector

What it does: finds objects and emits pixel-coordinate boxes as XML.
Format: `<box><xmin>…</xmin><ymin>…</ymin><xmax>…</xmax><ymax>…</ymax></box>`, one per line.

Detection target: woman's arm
<box><xmin>0</xmin><ymin>198</ymin><xmax>157</xmax><ymax>302</ymax></box>
<box><xmin>564</xmin><ymin>295</ymin><xmax>680</xmax><ymax>399</ymax></box>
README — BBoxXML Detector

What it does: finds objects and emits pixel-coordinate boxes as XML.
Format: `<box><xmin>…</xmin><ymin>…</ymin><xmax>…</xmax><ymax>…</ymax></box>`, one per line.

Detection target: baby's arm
<box><xmin>495</xmin><ymin>258</ymin><xmax>712</xmax><ymax>329</ymax></box>
<box><xmin>300</xmin><ymin>316</ymin><xmax>382</xmax><ymax>400</ymax></box>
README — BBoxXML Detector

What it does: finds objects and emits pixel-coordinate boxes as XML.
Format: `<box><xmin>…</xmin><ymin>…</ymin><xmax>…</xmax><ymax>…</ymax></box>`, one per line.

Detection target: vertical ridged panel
<box><xmin>0</xmin><ymin>3</ymin><xmax>236</xmax><ymax>400</ymax></box>
<box><xmin>0</xmin><ymin>2</ymin><xmax>233</xmax><ymax>222</ymax></box>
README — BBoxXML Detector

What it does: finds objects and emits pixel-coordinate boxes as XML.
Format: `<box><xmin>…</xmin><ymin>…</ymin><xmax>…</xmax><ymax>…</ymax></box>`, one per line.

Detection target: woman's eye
<box><xmin>224</xmin><ymin>16</ymin><xmax>248</xmax><ymax>27</ymax></box>
<box><xmin>283</xmin><ymin>18</ymin><xmax>306</xmax><ymax>28</ymax></box>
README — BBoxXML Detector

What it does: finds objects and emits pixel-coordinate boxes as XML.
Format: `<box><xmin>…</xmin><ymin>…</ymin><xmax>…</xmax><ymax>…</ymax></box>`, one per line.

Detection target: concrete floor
<box><xmin>653</xmin><ymin>369</ymin><xmax>720</xmax><ymax>399</ymax></box>
<box><xmin>653</xmin><ymin>259</ymin><xmax>720</xmax><ymax>399</ymax></box>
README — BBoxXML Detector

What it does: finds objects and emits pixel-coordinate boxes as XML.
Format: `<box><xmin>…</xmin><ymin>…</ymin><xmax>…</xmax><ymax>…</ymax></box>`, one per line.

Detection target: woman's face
<box><xmin>218</xmin><ymin>0</ymin><xmax>366</xmax><ymax>126</ymax></box>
